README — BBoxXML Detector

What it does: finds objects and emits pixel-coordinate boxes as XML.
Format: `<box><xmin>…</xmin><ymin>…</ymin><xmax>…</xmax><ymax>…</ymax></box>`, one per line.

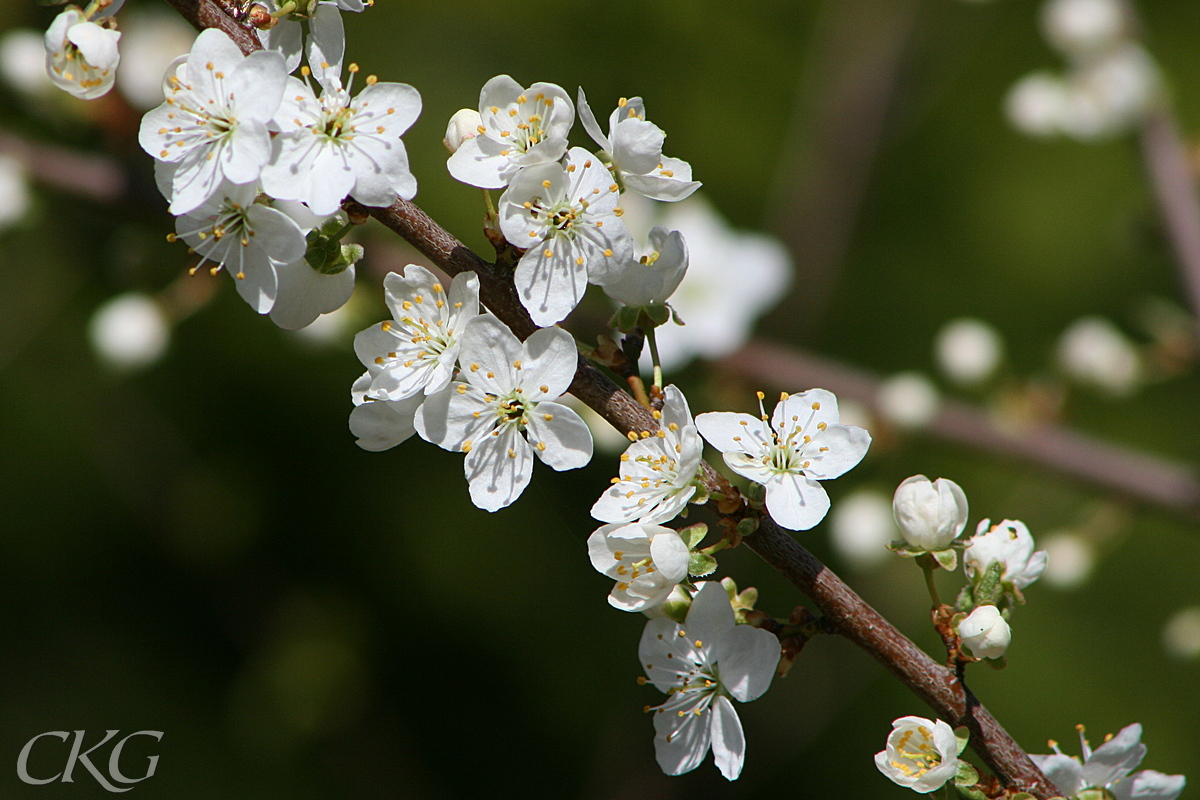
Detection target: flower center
<box><xmin>495</xmin><ymin>92</ymin><xmax>556</xmax><ymax>153</ymax></box>
<box><xmin>891</xmin><ymin>725</ymin><xmax>942</xmax><ymax>778</ymax></box>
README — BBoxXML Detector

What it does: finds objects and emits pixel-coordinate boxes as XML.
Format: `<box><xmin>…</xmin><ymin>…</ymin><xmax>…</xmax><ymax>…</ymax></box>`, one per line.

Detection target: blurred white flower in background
<box><xmin>1041</xmin><ymin>0</ymin><xmax>1127</xmax><ymax>56</ymax></box>
<box><xmin>0</xmin><ymin>155</ymin><xmax>31</xmax><ymax>231</ymax></box>
<box><xmin>115</xmin><ymin>8</ymin><xmax>197</xmax><ymax>109</ymax></box>
<box><xmin>934</xmin><ymin>318</ymin><xmax>1004</xmax><ymax>386</ymax></box>
<box><xmin>876</xmin><ymin>372</ymin><xmax>940</xmax><ymax>429</ymax></box>
<box><xmin>619</xmin><ymin>193</ymin><xmax>792</xmax><ymax>371</ymax></box>
<box><xmin>88</xmin><ymin>292</ymin><xmax>171</xmax><ymax>371</ymax></box>
<box><xmin>1057</xmin><ymin>315</ymin><xmax>1142</xmax><ymax>395</ymax></box>
<box><xmin>0</xmin><ymin>29</ymin><xmax>54</xmax><ymax>96</ymax></box>
<box><xmin>1162</xmin><ymin>606</ymin><xmax>1200</xmax><ymax>661</ymax></box>
<box><xmin>1040</xmin><ymin>531</ymin><xmax>1095</xmax><ymax>589</ymax></box>
<box><xmin>1006</xmin><ymin>72</ymin><xmax>1070</xmax><ymax>137</ymax></box>
<box><xmin>830</xmin><ymin>489</ymin><xmax>896</xmax><ymax>570</ymax></box>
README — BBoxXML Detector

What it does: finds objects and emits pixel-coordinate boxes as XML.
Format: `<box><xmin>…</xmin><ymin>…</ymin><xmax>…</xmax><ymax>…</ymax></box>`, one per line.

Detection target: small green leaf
<box><xmin>952</xmin><ymin>783</ymin><xmax>987</xmax><ymax>800</ymax></box>
<box><xmin>934</xmin><ymin>548</ymin><xmax>958</xmax><ymax>572</ymax></box>
<box><xmin>643</xmin><ymin>303</ymin><xmax>671</xmax><ymax>327</ymax></box>
<box><xmin>953</xmin><ymin>725</ymin><xmax>970</xmax><ymax>756</ymax></box>
<box><xmin>954</xmin><ymin>584</ymin><xmax>976</xmax><ymax>613</ymax></box>
<box><xmin>615</xmin><ymin>305</ymin><xmax>641</xmax><ymax>333</ymax></box>
<box><xmin>954</xmin><ymin>761</ymin><xmax>979</xmax><ymax>786</ymax></box>
<box><xmin>680</xmin><ymin>523</ymin><xmax>708</xmax><ymax>549</ymax></box>
<box><xmin>973</xmin><ymin>560</ymin><xmax>1005</xmax><ymax>607</ymax></box>
<box><xmin>736</xmin><ymin>517</ymin><xmax>759</xmax><ymax>537</ymax></box>
<box><xmin>688</xmin><ymin>552</ymin><xmax>717</xmax><ymax>577</ymax></box>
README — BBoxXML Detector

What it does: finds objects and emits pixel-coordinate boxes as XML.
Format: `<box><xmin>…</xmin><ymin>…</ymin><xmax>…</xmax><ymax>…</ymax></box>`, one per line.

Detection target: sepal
<box><xmin>688</xmin><ymin>552</ymin><xmax>717</xmax><ymax>577</ymax></box>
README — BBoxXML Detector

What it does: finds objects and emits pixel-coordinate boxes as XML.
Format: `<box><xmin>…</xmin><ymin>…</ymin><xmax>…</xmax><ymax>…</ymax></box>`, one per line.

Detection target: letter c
<box><xmin>17</xmin><ymin>731</ymin><xmax>69</xmax><ymax>785</ymax></box>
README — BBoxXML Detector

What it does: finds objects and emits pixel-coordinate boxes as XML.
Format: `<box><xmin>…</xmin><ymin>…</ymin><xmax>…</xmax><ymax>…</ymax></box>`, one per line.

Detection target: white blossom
<box><xmin>695</xmin><ymin>389</ymin><xmax>871</xmax><ymax>531</ymax></box>
<box><xmin>957</xmin><ymin>605</ymin><xmax>1011</xmax><ymax>659</ymax></box>
<box><xmin>591</xmin><ymin>385</ymin><xmax>702</xmax><ymax>525</ymax></box>
<box><xmin>587</xmin><ymin>522</ymin><xmax>689</xmax><ymax>612</ymax></box>
<box><xmin>599</xmin><ymin>225</ymin><xmax>688</xmax><ymax>309</ymax></box>
<box><xmin>1031</xmin><ymin>724</ymin><xmax>1185</xmax><ymax>800</ymax></box>
<box><xmin>892</xmin><ymin>475</ymin><xmax>969</xmax><ymax>553</ymax></box>
<box><xmin>963</xmin><ymin>519</ymin><xmax>1048</xmax><ymax>592</ymax></box>
<box><xmin>138</xmin><ymin>29</ymin><xmax>287</xmax><ymax>215</ymax></box>
<box><xmin>497</xmin><ymin>147</ymin><xmax>633</xmax><ymax>326</ymax></box>
<box><xmin>354</xmin><ymin>265</ymin><xmax>479</xmax><ymax>401</ymax></box>
<box><xmin>934</xmin><ymin>318</ymin><xmax>1003</xmax><ymax>386</ymax></box>
<box><xmin>414</xmin><ymin>316</ymin><xmax>593</xmax><ymax>511</ymax></box>
<box><xmin>170</xmin><ymin>179</ymin><xmax>306</xmax><ymax>315</ymax></box>
<box><xmin>874</xmin><ymin>716</ymin><xmax>960</xmax><ymax>793</ymax></box>
<box><xmin>446</xmin><ymin>75</ymin><xmax>574</xmax><ymax>189</ymax></box>
<box><xmin>639</xmin><ymin>582</ymin><xmax>780</xmax><ymax>780</ymax></box>
<box><xmin>44</xmin><ymin>7</ymin><xmax>120</xmax><ymax>100</ymax></box>
<box><xmin>261</xmin><ymin>42</ymin><xmax>421</xmax><ymax>216</ymax></box>
<box><xmin>577</xmin><ymin>88</ymin><xmax>700</xmax><ymax>202</ymax></box>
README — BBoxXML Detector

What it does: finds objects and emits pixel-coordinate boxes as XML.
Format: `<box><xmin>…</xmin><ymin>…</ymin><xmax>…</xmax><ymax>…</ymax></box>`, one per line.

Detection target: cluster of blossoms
<box><xmin>1006</xmin><ymin>0</ymin><xmax>1160</xmax><ymax>140</ymax></box>
<box><xmin>39</xmin><ymin>1</ymin><xmax>1190</xmax><ymax>793</ymax></box>
<box><xmin>136</xmin><ymin>2</ymin><xmax>418</xmax><ymax>328</ymax></box>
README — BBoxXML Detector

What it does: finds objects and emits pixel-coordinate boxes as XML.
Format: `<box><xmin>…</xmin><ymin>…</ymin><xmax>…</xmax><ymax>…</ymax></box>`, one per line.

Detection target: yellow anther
<box><xmin>456</xmin><ymin>385</ymin><xmax>467</xmax><ymax>394</ymax></box>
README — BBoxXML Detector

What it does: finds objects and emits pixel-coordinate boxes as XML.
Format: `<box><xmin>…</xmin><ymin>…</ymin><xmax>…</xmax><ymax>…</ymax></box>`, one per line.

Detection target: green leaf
<box><xmin>680</xmin><ymin>523</ymin><xmax>708</xmax><ymax>549</ymax></box>
<box><xmin>934</xmin><ymin>548</ymin><xmax>958</xmax><ymax>572</ymax></box>
<box><xmin>954</xmin><ymin>761</ymin><xmax>979</xmax><ymax>786</ymax></box>
<box><xmin>952</xmin><ymin>784</ymin><xmax>987</xmax><ymax>800</ymax></box>
<box><xmin>736</xmin><ymin>517</ymin><xmax>759</xmax><ymax>537</ymax></box>
<box><xmin>973</xmin><ymin>560</ymin><xmax>1005</xmax><ymax>607</ymax></box>
<box><xmin>688</xmin><ymin>552</ymin><xmax>717</xmax><ymax>577</ymax></box>
<box><xmin>615</xmin><ymin>305</ymin><xmax>641</xmax><ymax>333</ymax></box>
<box><xmin>953</xmin><ymin>725</ymin><xmax>970</xmax><ymax>756</ymax></box>
<box><xmin>643</xmin><ymin>303</ymin><xmax>671</xmax><ymax>328</ymax></box>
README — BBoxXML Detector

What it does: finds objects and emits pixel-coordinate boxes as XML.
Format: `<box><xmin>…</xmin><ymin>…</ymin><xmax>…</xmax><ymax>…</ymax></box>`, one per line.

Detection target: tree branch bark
<box><xmin>157</xmin><ymin>2</ymin><xmax>1058</xmax><ymax>794</ymax></box>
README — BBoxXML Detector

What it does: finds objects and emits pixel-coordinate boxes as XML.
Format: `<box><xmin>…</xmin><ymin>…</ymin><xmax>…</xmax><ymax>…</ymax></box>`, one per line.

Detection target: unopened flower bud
<box><xmin>893</xmin><ymin>475</ymin><xmax>969</xmax><ymax>552</ymax></box>
<box><xmin>444</xmin><ymin>108</ymin><xmax>482</xmax><ymax>154</ymax></box>
<box><xmin>957</xmin><ymin>605</ymin><xmax>1011</xmax><ymax>659</ymax></box>
<box><xmin>247</xmin><ymin>4</ymin><xmax>277</xmax><ymax>29</ymax></box>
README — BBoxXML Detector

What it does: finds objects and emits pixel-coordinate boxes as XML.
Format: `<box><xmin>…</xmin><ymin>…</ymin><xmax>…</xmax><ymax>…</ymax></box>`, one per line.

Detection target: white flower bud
<box><xmin>935</xmin><ymin>318</ymin><xmax>1003</xmax><ymax>386</ymax></box>
<box><xmin>443</xmin><ymin>108</ymin><xmax>482</xmax><ymax>154</ymax></box>
<box><xmin>957</xmin><ymin>605</ymin><xmax>1011</xmax><ymax>659</ymax></box>
<box><xmin>892</xmin><ymin>475</ymin><xmax>969</xmax><ymax>552</ymax></box>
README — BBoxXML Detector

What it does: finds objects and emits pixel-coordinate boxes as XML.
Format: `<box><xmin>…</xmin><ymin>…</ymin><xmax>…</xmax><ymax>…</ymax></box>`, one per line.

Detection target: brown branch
<box><xmin>722</xmin><ymin>341</ymin><xmax>1200</xmax><ymax>517</ymax></box>
<box><xmin>1139</xmin><ymin>105</ymin><xmax>1200</xmax><ymax>351</ymax></box>
<box><xmin>158</xmin><ymin>1</ymin><xmax>1057</xmax><ymax>794</ymax></box>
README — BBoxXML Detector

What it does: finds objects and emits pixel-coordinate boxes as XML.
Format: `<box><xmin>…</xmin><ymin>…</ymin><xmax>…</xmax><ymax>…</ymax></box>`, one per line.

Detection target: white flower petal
<box><xmin>464</xmin><ymin>425</ymin><xmax>533</xmax><ymax>511</ymax></box>
<box><xmin>714</xmin><ymin>624</ymin><xmax>779</xmax><ymax>703</ymax></box>
<box><xmin>523</xmin><ymin>401</ymin><xmax>592</xmax><ymax>471</ymax></box>
<box><xmin>349</xmin><ymin>394</ymin><xmax>422</xmax><ymax>451</ymax></box>
<box><xmin>764</xmin><ymin>473</ymin><xmax>830</xmax><ymax>531</ymax></box>
<box><xmin>709</xmin><ymin>696</ymin><xmax>746</xmax><ymax>781</ymax></box>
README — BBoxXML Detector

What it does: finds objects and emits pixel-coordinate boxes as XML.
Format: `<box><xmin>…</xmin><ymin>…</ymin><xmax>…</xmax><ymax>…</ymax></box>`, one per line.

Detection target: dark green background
<box><xmin>0</xmin><ymin>0</ymin><xmax>1197</xmax><ymax>796</ymax></box>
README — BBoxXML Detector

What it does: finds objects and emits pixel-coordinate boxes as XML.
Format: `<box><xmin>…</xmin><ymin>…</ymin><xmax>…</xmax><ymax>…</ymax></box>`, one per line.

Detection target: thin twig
<box><xmin>157</xmin><ymin>2</ymin><xmax>1057</xmax><ymax>794</ymax></box>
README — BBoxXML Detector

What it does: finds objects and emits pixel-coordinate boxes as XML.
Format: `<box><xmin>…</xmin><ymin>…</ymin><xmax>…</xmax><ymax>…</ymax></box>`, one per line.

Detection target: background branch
<box><xmin>723</xmin><ymin>341</ymin><xmax>1200</xmax><ymax>517</ymax></box>
<box><xmin>159</xmin><ymin>1</ymin><xmax>1057</xmax><ymax>794</ymax></box>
